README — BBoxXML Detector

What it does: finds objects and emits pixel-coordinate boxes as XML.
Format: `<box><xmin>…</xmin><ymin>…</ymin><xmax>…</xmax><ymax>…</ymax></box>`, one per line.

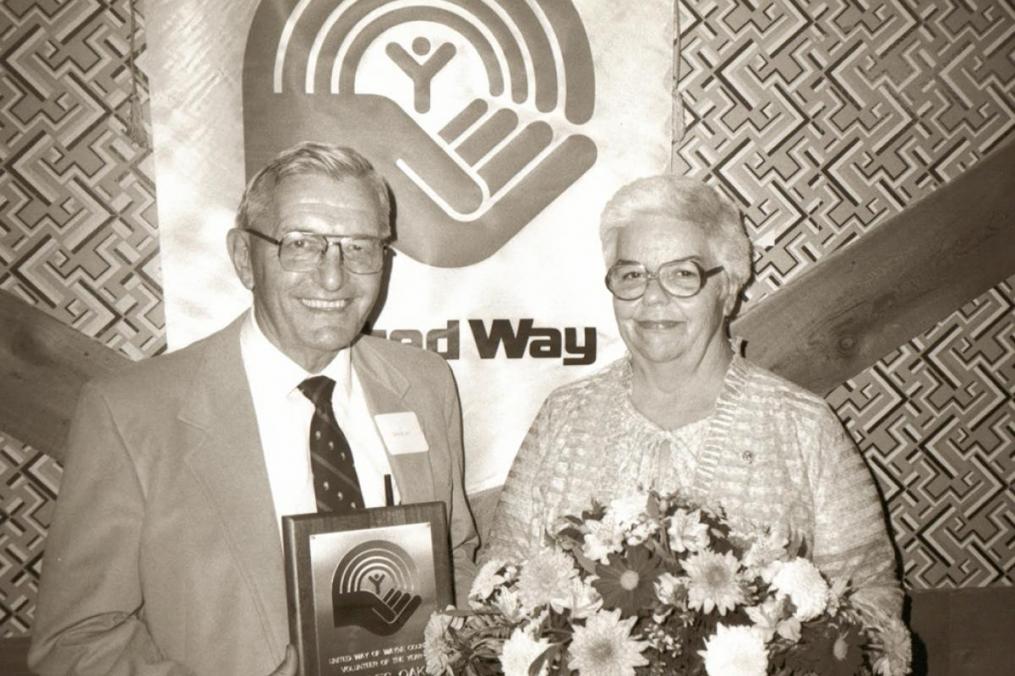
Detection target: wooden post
<box><xmin>0</xmin><ymin>292</ymin><xmax>129</xmax><ymax>462</ymax></box>
<box><xmin>733</xmin><ymin>139</ymin><xmax>1015</xmax><ymax>395</ymax></box>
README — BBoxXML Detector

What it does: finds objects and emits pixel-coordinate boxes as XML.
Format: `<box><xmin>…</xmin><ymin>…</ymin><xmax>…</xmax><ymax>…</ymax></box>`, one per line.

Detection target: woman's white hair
<box><xmin>600</xmin><ymin>175</ymin><xmax>753</xmax><ymax>295</ymax></box>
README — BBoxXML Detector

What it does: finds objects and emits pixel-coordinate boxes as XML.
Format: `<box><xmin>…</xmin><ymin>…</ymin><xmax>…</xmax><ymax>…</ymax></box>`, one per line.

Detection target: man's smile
<box><xmin>299</xmin><ymin>298</ymin><xmax>352</xmax><ymax>310</ymax></box>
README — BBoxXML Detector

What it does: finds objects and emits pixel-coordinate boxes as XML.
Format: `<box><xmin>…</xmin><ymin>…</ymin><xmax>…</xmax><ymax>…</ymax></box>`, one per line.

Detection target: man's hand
<box><xmin>267</xmin><ymin>645</ymin><xmax>298</xmax><ymax>676</ymax></box>
<box><xmin>333</xmin><ymin>588</ymin><xmax>422</xmax><ymax>636</ymax></box>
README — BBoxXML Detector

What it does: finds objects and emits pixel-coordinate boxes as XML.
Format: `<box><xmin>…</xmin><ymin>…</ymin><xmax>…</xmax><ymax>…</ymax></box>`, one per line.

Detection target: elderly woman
<box><xmin>482</xmin><ymin>175</ymin><xmax>904</xmax><ymax>625</ymax></box>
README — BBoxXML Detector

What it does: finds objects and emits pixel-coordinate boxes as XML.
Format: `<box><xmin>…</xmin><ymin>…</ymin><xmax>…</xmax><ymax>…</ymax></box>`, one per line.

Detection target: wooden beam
<box><xmin>0</xmin><ymin>291</ymin><xmax>128</xmax><ymax>462</ymax></box>
<box><xmin>732</xmin><ymin>139</ymin><xmax>1015</xmax><ymax>395</ymax></box>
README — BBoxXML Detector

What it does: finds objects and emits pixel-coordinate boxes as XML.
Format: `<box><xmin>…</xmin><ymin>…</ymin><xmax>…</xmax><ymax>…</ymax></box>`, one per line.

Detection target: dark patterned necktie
<box><xmin>298</xmin><ymin>375</ymin><xmax>364</xmax><ymax>513</ymax></box>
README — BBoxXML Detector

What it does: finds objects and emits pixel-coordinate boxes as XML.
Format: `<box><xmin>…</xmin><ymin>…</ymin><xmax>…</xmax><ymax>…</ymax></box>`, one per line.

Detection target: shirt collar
<box><xmin>240</xmin><ymin>310</ymin><xmax>352</xmax><ymax>399</ymax></box>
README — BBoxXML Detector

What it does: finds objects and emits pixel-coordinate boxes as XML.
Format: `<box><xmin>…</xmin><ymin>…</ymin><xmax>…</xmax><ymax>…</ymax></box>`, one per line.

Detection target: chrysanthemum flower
<box><xmin>422</xmin><ymin>612</ymin><xmax>463</xmax><ymax>675</ymax></box>
<box><xmin>668</xmin><ymin>508</ymin><xmax>710</xmax><ymax>552</ymax></box>
<box><xmin>770</xmin><ymin>558</ymin><xmax>829</xmax><ymax>621</ymax></box>
<box><xmin>593</xmin><ymin>546</ymin><xmax>661</xmax><ymax>616</ymax></box>
<box><xmin>684</xmin><ymin>549</ymin><xmax>745</xmax><ymax>614</ymax></box>
<box><xmin>517</xmin><ymin>547</ymin><xmax>579</xmax><ymax>612</ymax></box>
<box><xmin>699</xmin><ymin>623</ymin><xmax>768</xmax><ymax>676</ymax></box>
<box><xmin>567</xmin><ymin>608</ymin><xmax>649</xmax><ymax>676</ymax></box>
<box><xmin>872</xmin><ymin>615</ymin><xmax>913</xmax><ymax>676</ymax></box>
<box><xmin>500</xmin><ymin>626</ymin><xmax>552</xmax><ymax>676</ymax></box>
<box><xmin>469</xmin><ymin>558</ymin><xmax>507</xmax><ymax>605</ymax></box>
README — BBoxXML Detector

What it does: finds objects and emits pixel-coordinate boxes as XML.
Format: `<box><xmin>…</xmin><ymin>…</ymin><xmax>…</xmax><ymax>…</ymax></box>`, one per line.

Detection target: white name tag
<box><xmin>374</xmin><ymin>412</ymin><xmax>430</xmax><ymax>455</ymax></box>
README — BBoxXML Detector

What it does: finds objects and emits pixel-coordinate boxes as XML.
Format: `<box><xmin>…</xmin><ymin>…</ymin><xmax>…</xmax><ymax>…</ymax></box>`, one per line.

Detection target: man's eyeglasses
<box><xmin>605</xmin><ymin>259</ymin><xmax>723</xmax><ymax>300</ymax></box>
<box><xmin>243</xmin><ymin>229</ymin><xmax>387</xmax><ymax>274</ymax></box>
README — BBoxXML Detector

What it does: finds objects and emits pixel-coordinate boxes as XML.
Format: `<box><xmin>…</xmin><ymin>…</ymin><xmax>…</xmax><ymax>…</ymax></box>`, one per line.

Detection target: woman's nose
<box><xmin>641</xmin><ymin>275</ymin><xmax>668</xmax><ymax>304</ymax></box>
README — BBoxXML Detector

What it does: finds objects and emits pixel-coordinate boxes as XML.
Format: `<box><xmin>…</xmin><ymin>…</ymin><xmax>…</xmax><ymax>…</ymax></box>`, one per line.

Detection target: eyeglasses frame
<box><xmin>241</xmin><ymin>227</ymin><xmax>388</xmax><ymax>274</ymax></box>
<box><xmin>605</xmin><ymin>258</ymin><xmax>724</xmax><ymax>300</ymax></box>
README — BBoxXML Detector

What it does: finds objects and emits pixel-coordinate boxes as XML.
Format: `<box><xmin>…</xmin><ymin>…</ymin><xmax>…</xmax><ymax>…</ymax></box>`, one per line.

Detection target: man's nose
<box><xmin>316</xmin><ymin>246</ymin><xmax>347</xmax><ymax>290</ymax></box>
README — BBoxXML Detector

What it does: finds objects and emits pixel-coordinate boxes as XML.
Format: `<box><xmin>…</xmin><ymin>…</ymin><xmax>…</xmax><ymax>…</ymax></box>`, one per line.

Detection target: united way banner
<box><xmin>145</xmin><ymin>0</ymin><xmax>672</xmax><ymax>492</ymax></box>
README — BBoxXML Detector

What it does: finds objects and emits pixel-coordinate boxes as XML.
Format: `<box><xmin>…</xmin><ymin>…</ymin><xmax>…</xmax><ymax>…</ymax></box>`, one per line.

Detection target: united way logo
<box><xmin>243</xmin><ymin>0</ymin><xmax>597</xmax><ymax>267</ymax></box>
<box><xmin>331</xmin><ymin>540</ymin><xmax>422</xmax><ymax>635</ymax></box>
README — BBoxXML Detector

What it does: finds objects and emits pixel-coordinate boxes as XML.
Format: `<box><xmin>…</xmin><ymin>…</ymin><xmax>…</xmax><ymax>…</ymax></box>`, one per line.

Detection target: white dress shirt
<box><xmin>238</xmin><ymin>311</ymin><xmax>399</xmax><ymax>538</ymax></box>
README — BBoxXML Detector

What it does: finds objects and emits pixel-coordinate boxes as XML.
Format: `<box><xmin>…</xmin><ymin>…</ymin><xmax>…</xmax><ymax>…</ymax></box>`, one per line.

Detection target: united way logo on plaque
<box><xmin>284</xmin><ymin>504</ymin><xmax>452</xmax><ymax>676</ymax></box>
<box><xmin>329</xmin><ymin>540</ymin><xmax>423</xmax><ymax>636</ymax></box>
<box><xmin>243</xmin><ymin>0</ymin><xmax>598</xmax><ymax>267</ymax></box>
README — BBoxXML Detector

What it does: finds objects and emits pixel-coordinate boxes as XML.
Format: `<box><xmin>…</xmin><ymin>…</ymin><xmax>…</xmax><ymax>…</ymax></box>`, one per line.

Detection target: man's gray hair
<box><xmin>600</xmin><ymin>175</ymin><xmax>753</xmax><ymax>294</ymax></box>
<box><xmin>236</xmin><ymin>142</ymin><xmax>392</xmax><ymax>237</ymax></box>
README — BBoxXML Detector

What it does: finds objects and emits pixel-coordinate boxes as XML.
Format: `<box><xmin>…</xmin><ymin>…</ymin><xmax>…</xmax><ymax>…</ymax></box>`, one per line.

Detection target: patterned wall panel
<box><xmin>0</xmin><ymin>0</ymin><xmax>1012</xmax><ymax>638</ymax></box>
<box><xmin>673</xmin><ymin>0</ymin><xmax>1015</xmax><ymax>589</ymax></box>
<box><xmin>0</xmin><ymin>0</ymin><xmax>163</xmax><ymax>636</ymax></box>
<box><xmin>0</xmin><ymin>435</ymin><xmax>59</xmax><ymax>635</ymax></box>
<box><xmin>0</xmin><ymin>0</ymin><xmax>163</xmax><ymax>358</ymax></box>
<box><xmin>829</xmin><ymin>277</ymin><xmax>1014</xmax><ymax>588</ymax></box>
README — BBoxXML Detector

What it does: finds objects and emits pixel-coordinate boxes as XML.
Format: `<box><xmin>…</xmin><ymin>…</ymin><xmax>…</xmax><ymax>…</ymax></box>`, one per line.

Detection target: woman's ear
<box><xmin>226</xmin><ymin>228</ymin><xmax>255</xmax><ymax>290</ymax></box>
<box><xmin>720</xmin><ymin>273</ymin><xmax>741</xmax><ymax>318</ymax></box>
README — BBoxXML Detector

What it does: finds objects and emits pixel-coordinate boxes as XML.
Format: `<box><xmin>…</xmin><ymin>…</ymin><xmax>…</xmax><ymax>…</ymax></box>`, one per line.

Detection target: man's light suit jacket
<box><xmin>29</xmin><ymin>316</ymin><xmax>478</xmax><ymax>676</ymax></box>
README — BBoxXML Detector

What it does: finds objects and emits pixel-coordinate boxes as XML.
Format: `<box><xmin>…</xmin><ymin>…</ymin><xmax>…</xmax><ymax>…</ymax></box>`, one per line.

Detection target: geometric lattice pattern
<box><xmin>829</xmin><ymin>277</ymin><xmax>1015</xmax><ymax>588</ymax></box>
<box><xmin>0</xmin><ymin>0</ymin><xmax>163</xmax><ymax>637</ymax></box>
<box><xmin>674</xmin><ymin>0</ymin><xmax>1015</xmax><ymax>590</ymax></box>
<box><xmin>0</xmin><ymin>0</ymin><xmax>164</xmax><ymax>359</ymax></box>
<box><xmin>675</xmin><ymin>0</ymin><xmax>1015</xmax><ymax>301</ymax></box>
<box><xmin>0</xmin><ymin>0</ymin><xmax>1012</xmax><ymax>637</ymax></box>
<box><xmin>0</xmin><ymin>435</ymin><xmax>60</xmax><ymax>636</ymax></box>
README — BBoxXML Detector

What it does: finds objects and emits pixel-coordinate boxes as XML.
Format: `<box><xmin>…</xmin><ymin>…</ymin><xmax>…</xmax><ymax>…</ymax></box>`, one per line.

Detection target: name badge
<box><xmin>374</xmin><ymin>412</ymin><xmax>430</xmax><ymax>455</ymax></box>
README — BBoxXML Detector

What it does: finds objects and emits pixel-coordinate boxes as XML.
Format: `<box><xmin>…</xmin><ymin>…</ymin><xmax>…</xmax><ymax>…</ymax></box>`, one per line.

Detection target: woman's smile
<box><xmin>635</xmin><ymin>319</ymin><xmax>684</xmax><ymax>330</ymax></box>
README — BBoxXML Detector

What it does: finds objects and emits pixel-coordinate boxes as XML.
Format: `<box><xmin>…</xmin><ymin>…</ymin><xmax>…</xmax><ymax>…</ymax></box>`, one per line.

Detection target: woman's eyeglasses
<box><xmin>605</xmin><ymin>259</ymin><xmax>723</xmax><ymax>300</ymax></box>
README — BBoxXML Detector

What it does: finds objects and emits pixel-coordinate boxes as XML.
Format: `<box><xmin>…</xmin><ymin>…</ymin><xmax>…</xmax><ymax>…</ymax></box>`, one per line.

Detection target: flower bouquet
<box><xmin>424</xmin><ymin>491</ymin><xmax>911</xmax><ymax>676</ymax></box>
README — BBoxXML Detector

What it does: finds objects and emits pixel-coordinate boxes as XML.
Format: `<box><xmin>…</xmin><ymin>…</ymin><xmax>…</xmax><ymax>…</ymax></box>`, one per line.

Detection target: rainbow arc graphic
<box><xmin>333</xmin><ymin>540</ymin><xmax>419</xmax><ymax>598</ymax></box>
<box><xmin>244</xmin><ymin>0</ymin><xmax>598</xmax><ymax>266</ymax></box>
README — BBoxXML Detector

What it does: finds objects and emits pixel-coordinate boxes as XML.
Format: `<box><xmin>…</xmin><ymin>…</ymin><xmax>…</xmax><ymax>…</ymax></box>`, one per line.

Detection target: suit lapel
<box><xmin>353</xmin><ymin>339</ymin><xmax>437</xmax><ymax>505</ymax></box>
<box><xmin>179</xmin><ymin>318</ymin><xmax>289</xmax><ymax>656</ymax></box>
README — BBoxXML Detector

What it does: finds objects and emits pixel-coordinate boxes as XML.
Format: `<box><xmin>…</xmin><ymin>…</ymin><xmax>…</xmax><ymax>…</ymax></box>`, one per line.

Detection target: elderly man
<box><xmin>29</xmin><ymin>142</ymin><xmax>478</xmax><ymax>676</ymax></box>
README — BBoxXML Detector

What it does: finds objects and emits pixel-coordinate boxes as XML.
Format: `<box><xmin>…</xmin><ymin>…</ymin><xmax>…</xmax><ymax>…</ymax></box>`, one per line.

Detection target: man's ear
<box><xmin>227</xmin><ymin>228</ymin><xmax>255</xmax><ymax>290</ymax></box>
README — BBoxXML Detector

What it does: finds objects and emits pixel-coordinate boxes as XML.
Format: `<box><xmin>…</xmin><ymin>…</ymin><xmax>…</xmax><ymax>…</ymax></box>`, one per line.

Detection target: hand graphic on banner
<box><xmin>332</xmin><ymin>587</ymin><xmax>422</xmax><ymax>636</ymax></box>
<box><xmin>242</xmin><ymin>0</ymin><xmax>599</xmax><ymax>267</ymax></box>
<box><xmin>245</xmin><ymin>92</ymin><xmax>596</xmax><ymax>267</ymax></box>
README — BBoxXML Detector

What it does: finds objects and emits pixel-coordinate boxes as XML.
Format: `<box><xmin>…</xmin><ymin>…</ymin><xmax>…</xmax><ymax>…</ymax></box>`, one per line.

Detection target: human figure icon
<box><xmin>386</xmin><ymin>37</ymin><xmax>456</xmax><ymax>113</ymax></box>
<box><xmin>367</xmin><ymin>572</ymin><xmax>385</xmax><ymax>595</ymax></box>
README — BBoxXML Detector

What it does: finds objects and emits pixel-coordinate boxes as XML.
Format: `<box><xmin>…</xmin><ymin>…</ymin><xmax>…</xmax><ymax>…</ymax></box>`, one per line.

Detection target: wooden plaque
<box><xmin>282</xmin><ymin>503</ymin><xmax>453</xmax><ymax>676</ymax></box>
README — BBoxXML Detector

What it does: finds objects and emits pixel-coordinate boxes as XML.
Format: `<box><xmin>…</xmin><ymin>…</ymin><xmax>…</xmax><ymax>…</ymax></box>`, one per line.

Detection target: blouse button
<box><xmin>741</xmin><ymin>450</ymin><xmax>754</xmax><ymax>463</ymax></box>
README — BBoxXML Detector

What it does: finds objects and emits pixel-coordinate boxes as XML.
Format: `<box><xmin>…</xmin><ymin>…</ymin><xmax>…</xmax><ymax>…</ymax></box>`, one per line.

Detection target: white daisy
<box><xmin>582</xmin><ymin>515</ymin><xmax>625</xmax><ymax>563</ymax></box>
